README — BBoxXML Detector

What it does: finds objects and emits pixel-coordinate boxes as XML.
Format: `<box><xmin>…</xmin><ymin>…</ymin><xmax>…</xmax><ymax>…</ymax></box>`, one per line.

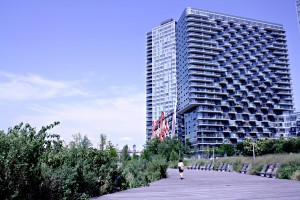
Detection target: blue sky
<box><xmin>0</xmin><ymin>0</ymin><xmax>299</xmax><ymax>149</ymax></box>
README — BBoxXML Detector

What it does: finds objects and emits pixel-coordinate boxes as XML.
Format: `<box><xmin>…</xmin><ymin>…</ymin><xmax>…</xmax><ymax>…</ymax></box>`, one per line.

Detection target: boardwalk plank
<box><xmin>95</xmin><ymin>169</ymin><xmax>300</xmax><ymax>200</ymax></box>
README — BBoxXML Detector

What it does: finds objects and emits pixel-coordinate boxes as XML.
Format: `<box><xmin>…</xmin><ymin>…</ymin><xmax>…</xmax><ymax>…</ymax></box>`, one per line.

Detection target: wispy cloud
<box><xmin>120</xmin><ymin>137</ymin><xmax>134</xmax><ymax>141</ymax></box>
<box><xmin>15</xmin><ymin>91</ymin><xmax>146</xmax><ymax>148</ymax></box>
<box><xmin>108</xmin><ymin>85</ymin><xmax>140</xmax><ymax>96</ymax></box>
<box><xmin>0</xmin><ymin>71</ymin><xmax>86</xmax><ymax>101</ymax></box>
<box><xmin>0</xmin><ymin>71</ymin><xmax>146</xmax><ymax>148</ymax></box>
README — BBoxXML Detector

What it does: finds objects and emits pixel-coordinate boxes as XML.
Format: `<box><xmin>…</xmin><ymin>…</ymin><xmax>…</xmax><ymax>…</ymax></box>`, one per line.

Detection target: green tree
<box><xmin>282</xmin><ymin>138</ymin><xmax>297</xmax><ymax>153</ymax></box>
<box><xmin>184</xmin><ymin>137</ymin><xmax>194</xmax><ymax>158</ymax></box>
<box><xmin>274</xmin><ymin>137</ymin><xmax>285</xmax><ymax>153</ymax></box>
<box><xmin>295</xmin><ymin>137</ymin><xmax>300</xmax><ymax>153</ymax></box>
<box><xmin>121</xmin><ymin>145</ymin><xmax>131</xmax><ymax>162</ymax></box>
<box><xmin>202</xmin><ymin>145</ymin><xmax>211</xmax><ymax>158</ymax></box>
<box><xmin>69</xmin><ymin>132</ymin><xmax>92</xmax><ymax>149</ymax></box>
<box><xmin>169</xmin><ymin>150</ymin><xmax>179</xmax><ymax>161</ymax></box>
<box><xmin>236</xmin><ymin>142</ymin><xmax>244</xmax><ymax>156</ymax></box>
<box><xmin>107</xmin><ymin>140</ymin><xmax>118</xmax><ymax>158</ymax></box>
<box><xmin>243</xmin><ymin>138</ymin><xmax>259</xmax><ymax>156</ymax></box>
<box><xmin>217</xmin><ymin>143</ymin><xmax>235</xmax><ymax>157</ymax></box>
<box><xmin>132</xmin><ymin>153</ymin><xmax>139</xmax><ymax>160</ymax></box>
<box><xmin>0</xmin><ymin>122</ymin><xmax>61</xmax><ymax>199</ymax></box>
<box><xmin>141</xmin><ymin>137</ymin><xmax>160</xmax><ymax>160</ymax></box>
<box><xmin>257</xmin><ymin>138</ymin><xmax>275</xmax><ymax>155</ymax></box>
<box><xmin>99</xmin><ymin>133</ymin><xmax>107</xmax><ymax>151</ymax></box>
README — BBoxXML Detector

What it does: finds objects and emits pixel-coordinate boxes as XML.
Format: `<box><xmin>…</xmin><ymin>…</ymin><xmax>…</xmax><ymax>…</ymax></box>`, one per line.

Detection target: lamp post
<box><xmin>252</xmin><ymin>141</ymin><xmax>255</xmax><ymax>162</ymax></box>
<box><xmin>212</xmin><ymin>147</ymin><xmax>215</xmax><ymax>164</ymax></box>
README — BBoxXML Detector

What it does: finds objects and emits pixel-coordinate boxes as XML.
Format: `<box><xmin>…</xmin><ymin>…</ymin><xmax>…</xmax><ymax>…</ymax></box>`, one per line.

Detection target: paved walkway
<box><xmin>95</xmin><ymin>169</ymin><xmax>300</xmax><ymax>200</ymax></box>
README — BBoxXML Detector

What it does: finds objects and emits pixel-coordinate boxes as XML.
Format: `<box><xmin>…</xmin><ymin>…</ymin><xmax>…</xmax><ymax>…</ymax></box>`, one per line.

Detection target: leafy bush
<box><xmin>277</xmin><ymin>165</ymin><xmax>300</xmax><ymax>179</ymax></box>
<box><xmin>147</xmin><ymin>155</ymin><xmax>168</xmax><ymax>181</ymax></box>
<box><xmin>141</xmin><ymin>137</ymin><xmax>192</xmax><ymax>161</ymax></box>
<box><xmin>0</xmin><ymin>123</ymin><xmax>175</xmax><ymax>199</ymax></box>
<box><xmin>216</xmin><ymin>144</ymin><xmax>235</xmax><ymax>156</ymax></box>
<box><xmin>0</xmin><ymin>124</ymin><xmax>127</xmax><ymax>199</ymax></box>
<box><xmin>121</xmin><ymin>155</ymin><xmax>168</xmax><ymax>189</ymax></box>
<box><xmin>0</xmin><ymin>122</ymin><xmax>61</xmax><ymax>199</ymax></box>
<box><xmin>121</xmin><ymin>159</ymin><xmax>149</xmax><ymax>188</ymax></box>
<box><xmin>291</xmin><ymin>170</ymin><xmax>300</xmax><ymax>181</ymax></box>
<box><xmin>169</xmin><ymin>150</ymin><xmax>179</xmax><ymax>161</ymax></box>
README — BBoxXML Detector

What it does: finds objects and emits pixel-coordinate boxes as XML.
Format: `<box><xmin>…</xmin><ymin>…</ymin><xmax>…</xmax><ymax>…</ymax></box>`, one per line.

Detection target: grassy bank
<box><xmin>180</xmin><ymin>153</ymin><xmax>300</xmax><ymax>181</ymax></box>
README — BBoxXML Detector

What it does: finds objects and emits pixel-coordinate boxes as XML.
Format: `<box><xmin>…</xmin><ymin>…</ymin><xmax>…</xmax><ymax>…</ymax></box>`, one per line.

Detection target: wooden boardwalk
<box><xmin>95</xmin><ymin>169</ymin><xmax>300</xmax><ymax>200</ymax></box>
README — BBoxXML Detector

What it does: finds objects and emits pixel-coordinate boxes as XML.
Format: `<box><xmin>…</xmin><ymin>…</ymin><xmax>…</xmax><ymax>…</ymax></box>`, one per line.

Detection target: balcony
<box><xmin>197</xmin><ymin>140</ymin><xmax>223</xmax><ymax>145</ymax></box>
<box><xmin>197</xmin><ymin>113</ymin><xmax>223</xmax><ymax>119</ymax></box>
<box><xmin>187</xmin><ymin>32</ymin><xmax>211</xmax><ymax>39</ymax></box>
<box><xmin>186</xmin><ymin>26</ymin><xmax>218</xmax><ymax>35</ymax></box>
<box><xmin>229</xmin><ymin>120</ymin><xmax>237</xmax><ymax>127</ymax></box>
<box><xmin>250</xmin><ymin>128</ymin><xmax>258</xmax><ymax>133</ymax></box>
<box><xmin>197</xmin><ymin>107</ymin><xmax>222</xmax><ymax>112</ymax></box>
<box><xmin>230</xmin><ymin>133</ymin><xmax>238</xmax><ymax>138</ymax></box>
<box><xmin>249</xmin><ymin>115</ymin><xmax>256</xmax><ymax>121</ymax></box>
<box><xmin>197</xmin><ymin>133</ymin><xmax>224</xmax><ymax>138</ymax></box>
<box><xmin>191</xmin><ymin>94</ymin><xmax>222</xmax><ymax>100</ymax></box>
<box><xmin>273</xmin><ymin>50</ymin><xmax>288</xmax><ymax>56</ymax></box>
<box><xmin>237</xmin><ymin>128</ymin><xmax>245</xmax><ymax>133</ymax></box>
<box><xmin>198</xmin><ymin>121</ymin><xmax>224</xmax><ymax>126</ymax></box>
<box><xmin>221</xmin><ymin>102</ymin><xmax>229</xmax><ymax>107</ymax></box>
<box><xmin>228</xmin><ymin>108</ymin><xmax>237</xmax><ymax>113</ymax></box>
<box><xmin>188</xmin><ymin>59</ymin><xmax>218</xmax><ymax>66</ymax></box>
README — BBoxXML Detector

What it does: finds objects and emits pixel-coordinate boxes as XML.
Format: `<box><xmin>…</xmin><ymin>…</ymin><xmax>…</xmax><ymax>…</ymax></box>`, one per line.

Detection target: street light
<box><xmin>252</xmin><ymin>141</ymin><xmax>255</xmax><ymax>162</ymax></box>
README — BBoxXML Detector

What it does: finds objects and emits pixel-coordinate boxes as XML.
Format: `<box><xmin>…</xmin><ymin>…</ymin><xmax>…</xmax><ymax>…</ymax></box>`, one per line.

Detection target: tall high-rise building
<box><xmin>146</xmin><ymin>31</ymin><xmax>153</xmax><ymax>141</ymax></box>
<box><xmin>176</xmin><ymin>8</ymin><xmax>293</xmax><ymax>154</ymax></box>
<box><xmin>146</xmin><ymin>8</ymin><xmax>294</xmax><ymax>155</ymax></box>
<box><xmin>146</xmin><ymin>19</ymin><xmax>177</xmax><ymax>140</ymax></box>
<box><xmin>297</xmin><ymin>0</ymin><xmax>300</xmax><ymax>31</ymax></box>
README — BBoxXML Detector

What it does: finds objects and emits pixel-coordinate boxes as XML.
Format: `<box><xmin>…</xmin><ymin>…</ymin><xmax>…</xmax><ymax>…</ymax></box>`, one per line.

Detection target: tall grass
<box><xmin>184</xmin><ymin>153</ymin><xmax>300</xmax><ymax>180</ymax></box>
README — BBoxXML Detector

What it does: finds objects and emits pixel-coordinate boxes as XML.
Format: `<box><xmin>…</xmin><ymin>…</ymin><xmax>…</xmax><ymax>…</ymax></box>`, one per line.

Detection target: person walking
<box><xmin>178</xmin><ymin>159</ymin><xmax>185</xmax><ymax>179</ymax></box>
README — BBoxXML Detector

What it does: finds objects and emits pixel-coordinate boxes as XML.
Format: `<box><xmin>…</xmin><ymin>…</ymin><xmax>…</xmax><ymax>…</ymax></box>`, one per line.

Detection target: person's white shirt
<box><xmin>178</xmin><ymin>162</ymin><xmax>184</xmax><ymax>169</ymax></box>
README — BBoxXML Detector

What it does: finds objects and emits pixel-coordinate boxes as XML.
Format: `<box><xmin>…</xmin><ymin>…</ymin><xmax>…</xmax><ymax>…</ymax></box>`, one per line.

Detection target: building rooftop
<box><xmin>160</xmin><ymin>18</ymin><xmax>174</xmax><ymax>25</ymax></box>
<box><xmin>184</xmin><ymin>7</ymin><xmax>283</xmax><ymax>30</ymax></box>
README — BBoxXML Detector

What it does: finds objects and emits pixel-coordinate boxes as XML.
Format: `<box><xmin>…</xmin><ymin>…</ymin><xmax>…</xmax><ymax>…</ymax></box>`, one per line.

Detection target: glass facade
<box><xmin>146</xmin><ymin>31</ymin><xmax>153</xmax><ymax>140</ymax></box>
<box><xmin>146</xmin><ymin>8</ymin><xmax>295</xmax><ymax>153</ymax></box>
<box><xmin>274</xmin><ymin>111</ymin><xmax>299</xmax><ymax>137</ymax></box>
<box><xmin>176</xmin><ymin>8</ymin><xmax>294</xmax><ymax>154</ymax></box>
<box><xmin>146</xmin><ymin>19</ymin><xmax>177</xmax><ymax>140</ymax></box>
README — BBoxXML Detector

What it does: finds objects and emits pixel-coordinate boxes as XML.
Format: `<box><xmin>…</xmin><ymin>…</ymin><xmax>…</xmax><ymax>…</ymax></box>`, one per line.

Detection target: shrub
<box><xmin>169</xmin><ymin>150</ymin><xmax>179</xmax><ymax>162</ymax></box>
<box><xmin>0</xmin><ymin>123</ymin><xmax>186</xmax><ymax>199</ymax></box>
<box><xmin>277</xmin><ymin>165</ymin><xmax>299</xmax><ymax>179</ymax></box>
<box><xmin>121</xmin><ymin>159</ymin><xmax>149</xmax><ymax>188</ymax></box>
<box><xmin>147</xmin><ymin>155</ymin><xmax>168</xmax><ymax>180</ymax></box>
<box><xmin>121</xmin><ymin>155</ymin><xmax>168</xmax><ymax>188</ymax></box>
<box><xmin>291</xmin><ymin>170</ymin><xmax>300</xmax><ymax>181</ymax></box>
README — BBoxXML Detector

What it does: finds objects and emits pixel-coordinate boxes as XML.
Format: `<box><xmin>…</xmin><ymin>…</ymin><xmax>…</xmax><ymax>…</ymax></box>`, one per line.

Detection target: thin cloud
<box><xmin>0</xmin><ymin>71</ymin><xmax>86</xmax><ymax>101</ymax></box>
<box><xmin>16</xmin><ymin>93</ymin><xmax>146</xmax><ymax>147</ymax></box>
<box><xmin>108</xmin><ymin>85</ymin><xmax>139</xmax><ymax>96</ymax></box>
<box><xmin>120</xmin><ymin>137</ymin><xmax>134</xmax><ymax>141</ymax></box>
<box><xmin>0</xmin><ymin>71</ymin><xmax>146</xmax><ymax>147</ymax></box>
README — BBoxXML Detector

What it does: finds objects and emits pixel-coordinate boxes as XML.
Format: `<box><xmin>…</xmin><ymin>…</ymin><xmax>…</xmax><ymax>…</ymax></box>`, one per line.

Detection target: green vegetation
<box><xmin>0</xmin><ymin>123</ymin><xmax>189</xmax><ymax>199</ymax></box>
<box><xmin>215</xmin><ymin>144</ymin><xmax>235</xmax><ymax>157</ymax></box>
<box><xmin>182</xmin><ymin>137</ymin><xmax>300</xmax><ymax>181</ymax></box>
<box><xmin>237</xmin><ymin>137</ymin><xmax>300</xmax><ymax>156</ymax></box>
<box><xmin>184</xmin><ymin>153</ymin><xmax>300</xmax><ymax>181</ymax></box>
<box><xmin>199</xmin><ymin>138</ymin><xmax>300</xmax><ymax>158</ymax></box>
<box><xmin>0</xmin><ymin>123</ymin><xmax>125</xmax><ymax>199</ymax></box>
<box><xmin>141</xmin><ymin>137</ymin><xmax>192</xmax><ymax>161</ymax></box>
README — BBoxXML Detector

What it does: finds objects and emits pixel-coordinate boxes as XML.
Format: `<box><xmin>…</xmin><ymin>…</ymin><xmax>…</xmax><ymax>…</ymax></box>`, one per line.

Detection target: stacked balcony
<box><xmin>177</xmin><ymin>8</ymin><xmax>294</xmax><ymax>154</ymax></box>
